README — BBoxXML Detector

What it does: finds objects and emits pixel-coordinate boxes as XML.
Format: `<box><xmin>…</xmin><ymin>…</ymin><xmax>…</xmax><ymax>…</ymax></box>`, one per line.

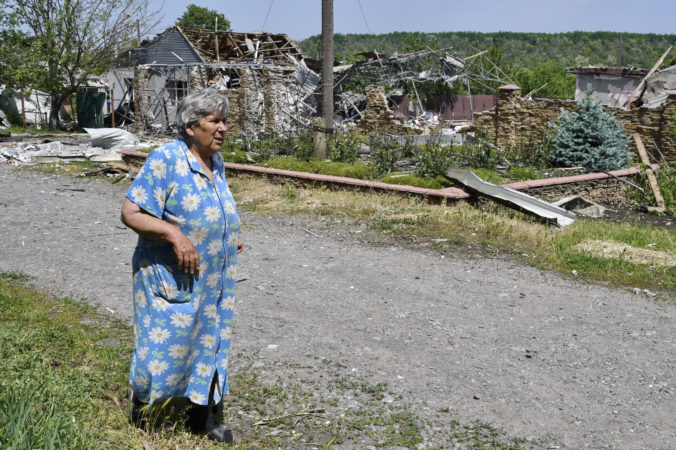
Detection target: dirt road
<box><xmin>1</xmin><ymin>164</ymin><xmax>673</xmax><ymax>448</ymax></box>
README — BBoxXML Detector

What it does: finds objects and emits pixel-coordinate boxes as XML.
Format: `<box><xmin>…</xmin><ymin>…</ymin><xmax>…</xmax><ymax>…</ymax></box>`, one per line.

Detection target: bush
<box><xmin>453</xmin><ymin>141</ymin><xmax>501</xmax><ymax>171</ymax></box>
<box><xmin>370</xmin><ymin>136</ymin><xmax>406</xmax><ymax>176</ymax></box>
<box><xmin>330</xmin><ymin>134</ymin><xmax>361</xmax><ymax>163</ymax></box>
<box><xmin>415</xmin><ymin>141</ymin><xmax>455</xmax><ymax>179</ymax></box>
<box><xmin>550</xmin><ymin>86</ymin><xmax>631</xmax><ymax>172</ymax></box>
<box><xmin>221</xmin><ymin>151</ymin><xmax>249</xmax><ymax>164</ymax></box>
<box><xmin>503</xmin><ymin>133</ymin><xmax>554</xmax><ymax>170</ymax></box>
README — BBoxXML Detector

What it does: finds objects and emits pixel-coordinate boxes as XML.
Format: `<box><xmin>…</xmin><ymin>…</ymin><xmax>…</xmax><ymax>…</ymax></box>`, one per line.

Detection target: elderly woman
<box><xmin>121</xmin><ymin>88</ymin><xmax>242</xmax><ymax>443</ymax></box>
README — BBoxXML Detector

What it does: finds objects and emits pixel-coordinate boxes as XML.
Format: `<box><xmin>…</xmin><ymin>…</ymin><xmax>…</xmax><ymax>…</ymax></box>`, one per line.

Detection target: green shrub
<box><xmin>221</xmin><ymin>151</ymin><xmax>249</xmax><ymax>164</ymax></box>
<box><xmin>415</xmin><ymin>141</ymin><xmax>455</xmax><ymax>179</ymax></box>
<box><xmin>330</xmin><ymin>134</ymin><xmax>361</xmax><ymax>163</ymax></box>
<box><xmin>291</xmin><ymin>129</ymin><xmax>316</xmax><ymax>161</ymax></box>
<box><xmin>453</xmin><ymin>141</ymin><xmax>501</xmax><ymax>171</ymax></box>
<box><xmin>370</xmin><ymin>136</ymin><xmax>407</xmax><ymax>176</ymax></box>
<box><xmin>550</xmin><ymin>86</ymin><xmax>631</xmax><ymax>172</ymax></box>
<box><xmin>504</xmin><ymin>133</ymin><xmax>554</xmax><ymax>170</ymax></box>
<box><xmin>628</xmin><ymin>167</ymin><xmax>676</xmax><ymax>214</ymax></box>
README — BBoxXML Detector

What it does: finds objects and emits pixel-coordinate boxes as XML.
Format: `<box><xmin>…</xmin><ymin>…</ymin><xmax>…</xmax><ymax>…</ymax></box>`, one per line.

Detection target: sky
<box><xmin>149</xmin><ymin>0</ymin><xmax>676</xmax><ymax>41</ymax></box>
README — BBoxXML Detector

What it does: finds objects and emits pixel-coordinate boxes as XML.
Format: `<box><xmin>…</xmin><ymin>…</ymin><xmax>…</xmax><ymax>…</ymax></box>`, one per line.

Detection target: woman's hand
<box><xmin>171</xmin><ymin>230</ymin><xmax>200</xmax><ymax>274</ymax></box>
<box><xmin>121</xmin><ymin>198</ymin><xmax>199</xmax><ymax>274</ymax></box>
<box><xmin>237</xmin><ymin>239</ymin><xmax>244</xmax><ymax>254</ymax></box>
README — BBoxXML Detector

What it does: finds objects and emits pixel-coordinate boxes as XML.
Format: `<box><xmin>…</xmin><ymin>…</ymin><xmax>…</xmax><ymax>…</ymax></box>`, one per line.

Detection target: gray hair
<box><xmin>176</xmin><ymin>88</ymin><xmax>230</xmax><ymax>140</ymax></box>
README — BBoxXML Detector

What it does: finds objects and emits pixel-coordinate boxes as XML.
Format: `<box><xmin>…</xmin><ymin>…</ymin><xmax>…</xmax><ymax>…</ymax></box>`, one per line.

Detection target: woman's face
<box><xmin>187</xmin><ymin>112</ymin><xmax>227</xmax><ymax>155</ymax></box>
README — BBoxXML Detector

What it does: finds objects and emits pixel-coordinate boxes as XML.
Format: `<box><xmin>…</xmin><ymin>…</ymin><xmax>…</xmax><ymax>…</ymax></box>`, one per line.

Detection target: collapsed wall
<box><xmin>470</xmin><ymin>85</ymin><xmax>676</xmax><ymax>167</ymax></box>
<box><xmin>355</xmin><ymin>85</ymin><xmax>417</xmax><ymax>135</ymax></box>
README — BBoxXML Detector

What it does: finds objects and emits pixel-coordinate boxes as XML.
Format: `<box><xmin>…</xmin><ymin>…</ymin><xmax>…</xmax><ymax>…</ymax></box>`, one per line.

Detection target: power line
<box><xmin>356</xmin><ymin>0</ymin><xmax>372</xmax><ymax>33</ymax></box>
<box><xmin>261</xmin><ymin>0</ymin><xmax>274</xmax><ymax>31</ymax></box>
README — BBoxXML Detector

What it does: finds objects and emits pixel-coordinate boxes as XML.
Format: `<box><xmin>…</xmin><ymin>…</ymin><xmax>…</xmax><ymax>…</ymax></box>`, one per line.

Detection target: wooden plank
<box><xmin>633</xmin><ymin>133</ymin><xmax>665</xmax><ymax>211</ymax></box>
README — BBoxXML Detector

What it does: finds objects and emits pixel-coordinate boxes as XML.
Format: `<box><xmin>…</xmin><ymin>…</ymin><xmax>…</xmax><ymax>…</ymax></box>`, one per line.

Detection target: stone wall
<box><xmin>519</xmin><ymin>178</ymin><xmax>631</xmax><ymax>207</ymax></box>
<box><xmin>263</xmin><ymin>67</ymin><xmax>285</xmax><ymax>137</ymax></box>
<box><xmin>471</xmin><ymin>86</ymin><xmax>676</xmax><ymax>167</ymax></box>
<box><xmin>356</xmin><ymin>85</ymin><xmax>416</xmax><ymax>135</ymax></box>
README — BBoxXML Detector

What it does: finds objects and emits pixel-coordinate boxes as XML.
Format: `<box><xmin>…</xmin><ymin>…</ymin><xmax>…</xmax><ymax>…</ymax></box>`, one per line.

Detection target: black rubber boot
<box><xmin>187</xmin><ymin>373</ymin><xmax>233</xmax><ymax>443</ymax></box>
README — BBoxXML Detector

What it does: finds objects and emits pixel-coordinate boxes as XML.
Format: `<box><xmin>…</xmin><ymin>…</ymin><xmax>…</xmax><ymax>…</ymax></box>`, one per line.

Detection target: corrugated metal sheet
<box><xmin>136</xmin><ymin>29</ymin><xmax>203</xmax><ymax>65</ymax></box>
<box><xmin>426</xmin><ymin>95</ymin><xmax>497</xmax><ymax>121</ymax></box>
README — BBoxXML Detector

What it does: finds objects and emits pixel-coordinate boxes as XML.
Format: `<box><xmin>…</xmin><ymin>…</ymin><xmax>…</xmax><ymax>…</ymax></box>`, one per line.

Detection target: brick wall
<box><xmin>471</xmin><ymin>86</ymin><xmax>676</xmax><ymax>167</ymax></box>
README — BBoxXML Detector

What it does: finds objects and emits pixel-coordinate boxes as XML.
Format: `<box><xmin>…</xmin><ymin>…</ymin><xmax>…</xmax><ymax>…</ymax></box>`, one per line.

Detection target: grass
<box><xmin>228</xmin><ymin>174</ymin><xmax>676</xmax><ymax>296</ymax></box>
<box><xmin>0</xmin><ymin>272</ymin><xmax>526</xmax><ymax>448</ymax></box>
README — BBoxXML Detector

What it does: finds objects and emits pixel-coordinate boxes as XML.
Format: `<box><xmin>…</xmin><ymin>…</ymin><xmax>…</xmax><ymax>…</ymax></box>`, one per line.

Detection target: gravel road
<box><xmin>0</xmin><ymin>164</ymin><xmax>674</xmax><ymax>448</ymax></box>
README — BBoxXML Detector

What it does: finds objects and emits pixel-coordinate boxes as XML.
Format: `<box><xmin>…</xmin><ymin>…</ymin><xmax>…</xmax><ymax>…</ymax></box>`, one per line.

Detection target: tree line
<box><xmin>300</xmin><ymin>31</ymin><xmax>676</xmax><ymax>98</ymax></box>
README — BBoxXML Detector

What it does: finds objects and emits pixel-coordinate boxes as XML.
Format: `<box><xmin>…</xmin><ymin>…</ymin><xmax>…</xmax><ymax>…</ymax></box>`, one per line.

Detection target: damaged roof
<box><xmin>126</xmin><ymin>26</ymin><xmax>305</xmax><ymax>66</ymax></box>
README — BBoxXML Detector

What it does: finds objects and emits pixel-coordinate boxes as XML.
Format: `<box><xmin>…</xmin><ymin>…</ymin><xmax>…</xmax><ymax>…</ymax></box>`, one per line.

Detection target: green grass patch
<box><xmin>380</xmin><ymin>173</ymin><xmax>453</xmax><ymax>189</ymax></box>
<box><xmin>221</xmin><ymin>150</ymin><xmax>249</xmax><ymax>164</ymax></box>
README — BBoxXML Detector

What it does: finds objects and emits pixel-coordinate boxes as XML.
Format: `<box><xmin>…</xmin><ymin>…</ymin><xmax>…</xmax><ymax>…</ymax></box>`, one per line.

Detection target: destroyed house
<box><xmin>108</xmin><ymin>26</ymin><xmax>308</xmax><ymax>134</ymax></box>
<box><xmin>565</xmin><ymin>65</ymin><xmax>676</xmax><ymax>109</ymax></box>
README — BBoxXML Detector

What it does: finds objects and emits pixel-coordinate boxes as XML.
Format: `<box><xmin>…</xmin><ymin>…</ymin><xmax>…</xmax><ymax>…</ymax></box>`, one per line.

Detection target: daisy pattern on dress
<box><xmin>152</xmin><ymin>186</ymin><xmax>166</xmax><ymax>208</ymax></box>
<box><xmin>196</xmin><ymin>362</ymin><xmax>211</xmax><ymax>377</ymax></box>
<box><xmin>188</xmin><ymin>227</ymin><xmax>209</xmax><ymax>246</ymax></box>
<box><xmin>170</xmin><ymin>312</ymin><xmax>193</xmax><ymax>329</ymax></box>
<box><xmin>220</xmin><ymin>326</ymin><xmax>232</xmax><ymax>340</ymax></box>
<box><xmin>199</xmin><ymin>333</ymin><xmax>216</xmax><ymax>348</ymax></box>
<box><xmin>149</xmin><ymin>390</ymin><xmax>165</xmax><ymax>403</ymax></box>
<box><xmin>181</xmin><ymin>192</ymin><xmax>201</xmax><ymax>212</ymax></box>
<box><xmin>148</xmin><ymin>158</ymin><xmax>167</xmax><ymax>178</ymax></box>
<box><xmin>219</xmin><ymin>358</ymin><xmax>229</xmax><ymax>370</ymax></box>
<box><xmin>135</xmin><ymin>375</ymin><xmax>150</xmax><ymax>388</ymax></box>
<box><xmin>165</xmin><ymin>374</ymin><xmax>181</xmax><ymax>387</ymax></box>
<box><xmin>207</xmin><ymin>239</ymin><xmax>223</xmax><ymax>256</ymax></box>
<box><xmin>168</xmin><ymin>344</ymin><xmax>189</xmax><ymax>359</ymax></box>
<box><xmin>194</xmin><ymin>174</ymin><xmax>207</xmax><ymax>190</ymax></box>
<box><xmin>204</xmin><ymin>206</ymin><xmax>221</xmax><ymax>222</ymax></box>
<box><xmin>227</xmin><ymin>232</ymin><xmax>239</xmax><ymax>247</ymax></box>
<box><xmin>149</xmin><ymin>327</ymin><xmax>171</xmax><ymax>344</ymax></box>
<box><xmin>135</xmin><ymin>291</ymin><xmax>147</xmax><ymax>307</ymax></box>
<box><xmin>206</xmin><ymin>272</ymin><xmax>221</xmax><ymax>288</ymax></box>
<box><xmin>204</xmin><ymin>304</ymin><xmax>218</xmax><ymax>319</ymax></box>
<box><xmin>148</xmin><ymin>359</ymin><xmax>169</xmax><ymax>376</ymax></box>
<box><xmin>137</xmin><ymin>346</ymin><xmax>149</xmax><ymax>360</ymax></box>
<box><xmin>188</xmin><ymin>389</ymin><xmax>206</xmax><ymax>404</ymax></box>
<box><xmin>162</xmin><ymin>282</ymin><xmax>179</xmax><ymax>299</ymax></box>
<box><xmin>175</xmin><ymin>159</ymin><xmax>189</xmax><ymax>176</ymax></box>
<box><xmin>130</xmin><ymin>186</ymin><xmax>148</xmax><ymax>204</ymax></box>
<box><xmin>143</xmin><ymin>314</ymin><xmax>151</xmax><ymax>328</ymax></box>
<box><xmin>223</xmin><ymin>296</ymin><xmax>235</xmax><ymax>311</ymax></box>
<box><xmin>224</xmin><ymin>200</ymin><xmax>235</xmax><ymax>214</ymax></box>
<box><xmin>225</xmin><ymin>265</ymin><xmax>237</xmax><ymax>280</ymax></box>
<box><xmin>152</xmin><ymin>297</ymin><xmax>170</xmax><ymax>312</ymax></box>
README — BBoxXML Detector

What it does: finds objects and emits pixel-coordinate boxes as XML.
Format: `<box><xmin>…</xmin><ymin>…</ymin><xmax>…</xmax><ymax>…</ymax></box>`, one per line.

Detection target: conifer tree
<box><xmin>550</xmin><ymin>86</ymin><xmax>631</xmax><ymax>172</ymax></box>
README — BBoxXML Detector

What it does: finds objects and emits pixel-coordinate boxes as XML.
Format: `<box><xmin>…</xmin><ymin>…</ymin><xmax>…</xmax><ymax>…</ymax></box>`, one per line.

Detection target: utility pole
<box><xmin>316</xmin><ymin>0</ymin><xmax>334</xmax><ymax>158</ymax></box>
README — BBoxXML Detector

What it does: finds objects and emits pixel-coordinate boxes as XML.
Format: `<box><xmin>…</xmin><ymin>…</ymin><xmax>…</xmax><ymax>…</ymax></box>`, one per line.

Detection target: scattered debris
<box><xmin>84</xmin><ymin>127</ymin><xmax>139</xmax><ymax>150</ymax></box>
<box><xmin>632</xmin><ymin>133</ymin><xmax>665</xmax><ymax>212</ymax></box>
<box><xmin>575</xmin><ymin>240</ymin><xmax>675</xmax><ymax>267</ymax></box>
<box><xmin>554</xmin><ymin>195</ymin><xmax>607</xmax><ymax>218</ymax></box>
<box><xmin>445</xmin><ymin>167</ymin><xmax>576</xmax><ymax>227</ymax></box>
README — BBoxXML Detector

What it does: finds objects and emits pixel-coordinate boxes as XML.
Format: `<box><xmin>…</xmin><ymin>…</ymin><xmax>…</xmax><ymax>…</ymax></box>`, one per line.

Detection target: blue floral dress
<box><xmin>126</xmin><ymin>140</ymin><xmax>240</xmax><ymax>406</ymax></box>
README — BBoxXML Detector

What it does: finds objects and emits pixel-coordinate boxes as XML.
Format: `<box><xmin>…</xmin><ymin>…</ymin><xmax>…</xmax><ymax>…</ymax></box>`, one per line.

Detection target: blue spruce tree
<box><xmin>550</xmin><ymin>86</ymin><xmax>631</xmax><ymax>172</ymax></box>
